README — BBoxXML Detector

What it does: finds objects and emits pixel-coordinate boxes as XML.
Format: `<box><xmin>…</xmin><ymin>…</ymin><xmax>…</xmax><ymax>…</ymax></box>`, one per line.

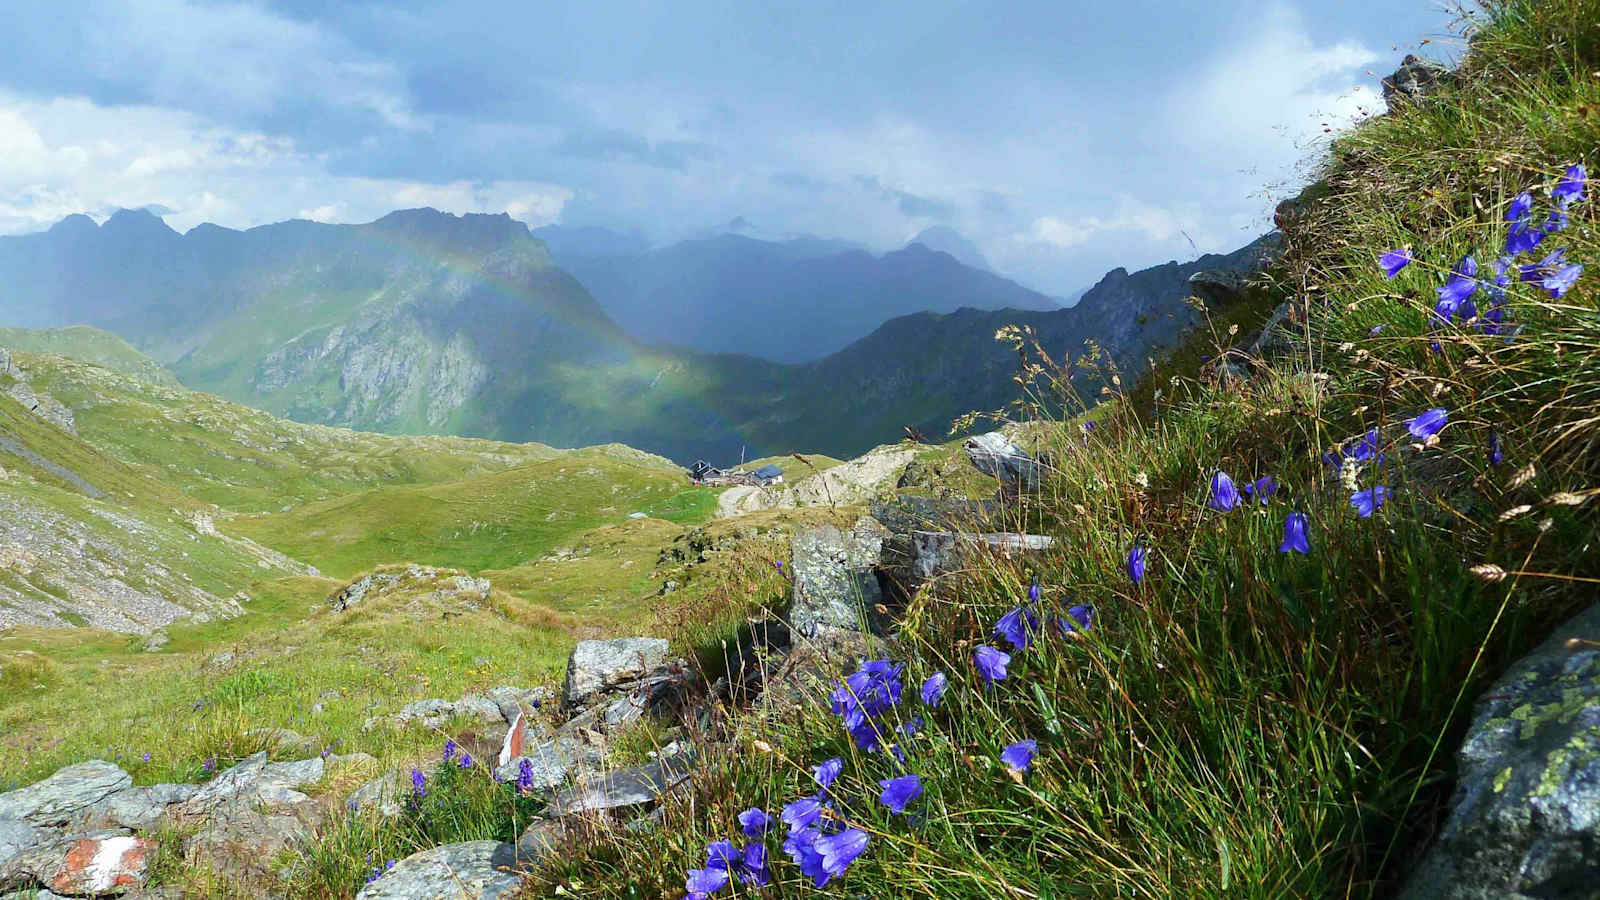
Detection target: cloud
<box><xmin>1167</xmin><ymin>3</ymin><xmax>1383</xmax><ymax>183</ymax></box>
<box><xmin>552</xmin><ymin>128</ymin><xmax>717</xmax><ymax>170</ymax></box>
<box><xmin>0</xmin><ymin>91</ymin><xmax>569</xmax><ymax>236</ymax></box>
<box><xmin>1024</xmin><ymin>200</ymin><xmax>1205</xmax><ymax>250</ymax></box>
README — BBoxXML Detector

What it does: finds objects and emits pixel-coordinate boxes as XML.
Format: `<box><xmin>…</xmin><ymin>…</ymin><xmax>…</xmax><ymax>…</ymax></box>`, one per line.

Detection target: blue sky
<box><xmin>0</xmin><ymin>0</ymin><xmax>1463</xmax><ymax>295</ymax></box>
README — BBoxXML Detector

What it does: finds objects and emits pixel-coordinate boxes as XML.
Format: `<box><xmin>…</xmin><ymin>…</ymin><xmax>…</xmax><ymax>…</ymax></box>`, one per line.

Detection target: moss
<box><xmin>1493</xmin><ymin>766</ymin><xmax>1514</xmax><ymax>793</ymax></box>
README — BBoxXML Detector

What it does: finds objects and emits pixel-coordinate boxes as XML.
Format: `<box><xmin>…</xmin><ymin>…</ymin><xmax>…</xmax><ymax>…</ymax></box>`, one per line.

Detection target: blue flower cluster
<box><xmin>1382</xmin><ymin>164</ymin><xmax>1586</xmax><ymax>347</ymax></box>
<box><xmin>679</xmin><ymin>614</ymin><xmax>1060</xmax><ymax>896</ymax></box>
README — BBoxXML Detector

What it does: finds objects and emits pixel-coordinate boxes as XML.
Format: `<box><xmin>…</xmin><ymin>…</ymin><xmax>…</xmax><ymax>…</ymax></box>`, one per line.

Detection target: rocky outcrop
<box><xmin>1383</xmin><ymin>54</ymin><xmax>1450</xmax><ymax>106</ymax></box>
<box><xmin>0</xmin><ymin>761</ymin><xmax>131</xmax><ymax>827</ymax></box>
<box><xmin>355</xmin><ymin>841</ymin><xmax>525</xmax><ymax>900</ymax></box>
<box><xmin>1399</xmin><ymin>603</ymin><xmax>1600</xmax><ymax>899</ymax></box>
<box><xmin>1187</xmin><ymin>268</ymin><xmax>1249</xmax><ymax>307</ymax></box>
<box><xmin>789</xmin><ymin>517</ymin><xmax>892</xmax><ymax>637</ymax></box>
<box><xmin>963</xmin><ymin>432</ymin><xmax>1043</xmax><ymax>493</ymax></box>
<box><xmin>546</xmin><ymin>759</ymin><xmax>692</xmax><ymax>817</ymax></box>
<box><xmin>0</xmin><ymin>350</ymin><xmax>76</xmax><ymax>435</ymax></box>
<box><xmin>562</xmin><ymin>638</ymin><xmax>673</xmax><ymax>709</ymax></box>
<box><xmin>329</xmin><ymin>565</ymin><xmax>491</xmax><ymax>613</ymax></box>
<box><xmin>0</xmin><ymin>831</ymin><xmax>157</xmax><ymax>896</ymax></box>
<box><xmin>715</xmin><ymin>447</ymin><xmax>916</xmax><ymax>518</ymax></box>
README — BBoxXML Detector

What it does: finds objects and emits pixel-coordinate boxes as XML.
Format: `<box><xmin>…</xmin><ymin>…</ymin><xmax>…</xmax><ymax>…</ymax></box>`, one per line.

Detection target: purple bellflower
<box><xmin>1351</xmin><ymin>486</ymin><xmax>1392</xmax><ymax>518</ymax></box>
<box><xmin>974</xmin><ymin>645</ymin><xmax>1011</xmax><ymax>687</ymax></box>
<box><xmin>1210</xmin><ymin>471</ymin><xmax>1241</xmax><ymax>511</ymax></box>
<box><xmin>1279</xmin><ymin>512</ymin><xmax>1311</xmax><ymax>554</ymax></box>
<box><xmin>1127</xmin><ymin>545</ymin><xmax>1148</xmax><ymax>584</ymax></box>
<box><xmin>738</xmin><ymin>807</ymin><xmax>772</xmax><ymax>838</ymax></box>
<box><xmin>1553</xmin><ymin>164</ymin><xmax>1587</xmax><ymax>207</ymax></box>
<box><xmin>878</xmin><ymin>774</ymin><xmax>923</xmax><ymax>814</ymax></box>
<box><xmin>1406</xmin><ymin>408</ymin><xmax>1449</xmax><ymax>440</ymax></box>
<box><xmin>1001</xmin><ymin>739</ymin><xmax>1038</xmax><ymax>772</ymax></box>
<box><xmin>1379</xmin><ymin>248</ymin><xmax>1413</xmax><ymax>278</ymax></box>
<box><xmin>994</xmin><ymin>605</ymin><xmax>1040</xmax><ymax>652</ymax></box>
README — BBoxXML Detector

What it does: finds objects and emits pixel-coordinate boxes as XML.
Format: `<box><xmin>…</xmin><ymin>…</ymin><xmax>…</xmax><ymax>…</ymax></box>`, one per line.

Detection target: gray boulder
<box><xmin>172</xmin><ymin>752</ymin><xmax>323</xmax><ymax>821</ymax></box>
<box><xmin>562</xmin><ymin>638</ymin><xmax>671</xmax><ymax>708</ymax></box>
<box><xmin>1383</xmin><ymin>54</ymin><xmax>1449</xmax><ymax>105</ymax></box>
<box><xmin>0</xmin><ymin>819</ymin><xmax>45</xmax><ymax>870</ymax></box>
<box><xmin>0</xmin><ymin>761</ymin><xmax>131</xmax><ymax>827</ymax></box>
<box><xmin>0</xmin><ymin>831</ymin><xmax>157</xmax><ymax>896</ymax></box>
<box><xmin>492</xmin><ymin>738</ymin><xmax>579</xmax><ymax>792</ymax></box>
<box><xmin>547</xmin><ymin>760</ymin><xmax>691</xmax><ymax>816</ymax></box>
<box><xmin>1399</xmin><ymin>603</ymin><xmax>1600</xmax><ymax>899</ymax></box>
<box><xmin>355</xmin><ymin>841</ymin><xmax>524</xmax><ymax>900</ymax></box>
<box><xmin>789</xmin><ymin>517</ymin><xmax>892</xmax><ymax>638</ymax></box>
<box><xmin>484</xmin><ymin>686</ymin><xmax>552</xmax><ymax>724</ymax></box>
<box><xmin>182</xmin><ymin>793</ymin><xmax>321</xmax><ymax>890</ymax></box>
<box><xmin>71</xmin><ymin>783</ymin><xmax>198</xmax><ymax>832</ymax></box>
<box><xmin>963</xmin><ymin>432</ymin><xmax>1042</xmax><ymax>492</ymax></box>
<box><xmin>910</xmin><ymin>530</ymin><xmax>1055</xmax><ymax>582</ymax></box>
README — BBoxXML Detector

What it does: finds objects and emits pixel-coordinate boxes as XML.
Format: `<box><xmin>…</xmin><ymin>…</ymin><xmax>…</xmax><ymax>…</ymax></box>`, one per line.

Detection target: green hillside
<box><xmin>0</xmin><ymin>325</ymin><xmax>180</xmax><ymax>387</ymax></box>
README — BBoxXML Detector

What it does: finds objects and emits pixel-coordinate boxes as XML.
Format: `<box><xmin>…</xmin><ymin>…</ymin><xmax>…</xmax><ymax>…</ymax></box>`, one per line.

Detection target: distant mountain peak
<box><xmin>906</xmin><ymin>225</ymin><xmax>992</xmax><ymax>273</ymax></box>
<box><xmin>370</xmin><ymin>207</ymin><xmax>536</xmax><ymax>256</ymax></box>
<box><xmin>48</xmin><ymin>214</ymin><xmax>99</xmax><ymax>236</ymax></box>
<box><xmin>102</xmin><ymin>207</ymin><xmax>178</xmax><ymax>237</ymax></box>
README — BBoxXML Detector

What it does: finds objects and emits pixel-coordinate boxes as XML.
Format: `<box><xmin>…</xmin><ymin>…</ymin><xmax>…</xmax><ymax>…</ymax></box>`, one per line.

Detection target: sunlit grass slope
<box><xmin>524</xmin><ymin>2</ymin><xmax>1600</xmax><ymax>897</ymax></box>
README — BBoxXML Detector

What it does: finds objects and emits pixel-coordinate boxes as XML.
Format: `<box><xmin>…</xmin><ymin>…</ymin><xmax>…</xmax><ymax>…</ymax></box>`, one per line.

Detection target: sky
<box><xmin>0</xmin><ymin>0</ymin><xmax>1465</xmax><ymax>297</ymax></box>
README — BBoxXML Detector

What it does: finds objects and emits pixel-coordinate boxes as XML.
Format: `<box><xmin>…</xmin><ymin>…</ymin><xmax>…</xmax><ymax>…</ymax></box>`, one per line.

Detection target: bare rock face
<box><xmin>789</xmin><ymin>517</ymin><xmax>892</xmax><ymax>637</ymax></box>
<box><xmin>562</xmin><ymin>638</ymin><xmax>671</xmax><ymax>708</ymax></box>
<box><xmin>0</xmin><ymin>819</ymin><xmax>47</xmax><ymax>870</ymax></box>
<box><xmin>1399</xmin><ymin>603</ymin><xmax>1600</xmax><ymax>899</ymax></box>
<box><xmin>354</xmin><ymin>841</ymin><xmax>525</xmax><ymax>900</ymax></box>
<box><xmin>0</xmin><ymin>761</ymin><xmax>131</xmax><ymax>827</ymax></box>
<box><xmin>0</xmin><ymin>831</ymin><xmax>157</xmax><ymax>897</ymax></box>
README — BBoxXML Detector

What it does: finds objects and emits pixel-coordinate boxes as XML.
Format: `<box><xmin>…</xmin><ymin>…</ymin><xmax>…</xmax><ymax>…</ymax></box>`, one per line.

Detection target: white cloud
<box><xmin>1022</xmin><ymin>200</ymin><xmax>1206</xmax><ymax>250</ymax></box>
<box><xmin>75</xmin><ymin>0</ymin><xmax>426</xmax><ymax>130</ymax></box>
<box><xmin>0</xmin><ymin>92</ymin><xmax>571</xmax><ymax>236</ymax></box>
<box><xmin>1169</xmin><ymin>3</ymin><xmax>1383</xmax><ymax>179</ymax></box>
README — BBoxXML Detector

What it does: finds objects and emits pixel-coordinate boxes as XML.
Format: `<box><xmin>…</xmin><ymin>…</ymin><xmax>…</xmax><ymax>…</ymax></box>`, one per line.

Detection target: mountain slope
<box><xmin>544</xmin><ymin>232</ymin><xmax>1062</xmax><ymax>362</ymax></box>
<box><xmin>0</xmin><ymin>210</ymin><xmax>1274</xmax><ymax>463</ymax></box>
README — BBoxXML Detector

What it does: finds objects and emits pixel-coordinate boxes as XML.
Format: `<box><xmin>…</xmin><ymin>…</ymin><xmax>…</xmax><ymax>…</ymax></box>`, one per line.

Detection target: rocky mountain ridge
<box><xmin>0</xmin><ymin>208</ymin><xmax>1275</xmax><ymax>462</ymax></box>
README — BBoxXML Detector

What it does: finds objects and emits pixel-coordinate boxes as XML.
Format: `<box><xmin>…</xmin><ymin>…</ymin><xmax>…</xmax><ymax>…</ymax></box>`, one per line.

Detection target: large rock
<box><xmin>355</xmin><ymin>841</ymin><xmax>524</xmax><ymax>900</ymax></box>
<box><xmin>963</xmin><ymin>432</ymin><xmax>1042</xmax><ymax>492</ymax></box>
<box><xmin>389</xmin><ymin>695</ymin><xmax>504</xmax><ymax>731</ymax></box>
<box><xmin>1188</xmin><ymin>268</ymin><xmax>1247</xmax><ymax>306</ymax></box>
<box><xmin>715</xmin><ymin>447</ymin><xmax>915</xmax><ymax>518</ymax></box>
<box><xmin>0</xmin><ymin>820</ymin><xmax>45</xmax><ymax>870</ymax></box>
<box><xmin>561</xmin><ymin>638</ymin><xmax>671</xmax><ymax>708</ymax></box>
<box><xmin>492</xmin><ymin>738</ymin><xmax>579</xmax><ymax>792</ymax></box>
<box><xmin>0</xmin><ymin>831</ymin><xmax>157</xmax><ymax>896</ymax></box>
<box><xmin>70</xmin><ymin>783</ymin><xmax>199</xmax><ymax>832</ymax></box>
<box><xmin>0</xmin><ymin>761</ymin><xmax>131</xmax><ymax>827</ymax></box>
<box><xmin>789</xmin><ymin>517</ymin><xmax>891</xmax><ymax>638</ymax></box>
<box><xmin>909</xmin><ymin>530</ymin><xmax>1055</xmax><ymax>582</ymax></box>
<box><xmin>1399</xmin><ymin>603</ymin><xmax>1600</xmax><ymax>899</ymax></box>
<box><xmin>546</xmin><ymin>760</ymin><xmax>691</xmax><ymax>816</ymax></box>
<box><xmin>172</xmin><ymin>752</ymin><xmax>323</xmax><ymax>820</ymax></box>
<box><xmin>1382</xmin><ymin>54</ymin><xmax>1449</xmax><ymax>105</ymax></box>
<box><xmin>484</xmin><ymin>685</ymin><xmax>552</xmax><ymax>725</ymax></box>
<box><xmin>182</xmin><ymin>795</ymin><xmax>322</xmax><ymax>891</ymax></box>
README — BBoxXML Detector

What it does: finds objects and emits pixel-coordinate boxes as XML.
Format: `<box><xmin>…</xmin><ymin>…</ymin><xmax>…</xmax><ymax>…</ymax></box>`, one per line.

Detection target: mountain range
<box><xmin>531</xmin><ymin>224</ymin><xmax>1061</xmax><ymax>362</ymax></box>
<box><xmin>0</xmin><ymin>207</ymin><xmax>1276</xmax><ymax>462</ymax></box>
